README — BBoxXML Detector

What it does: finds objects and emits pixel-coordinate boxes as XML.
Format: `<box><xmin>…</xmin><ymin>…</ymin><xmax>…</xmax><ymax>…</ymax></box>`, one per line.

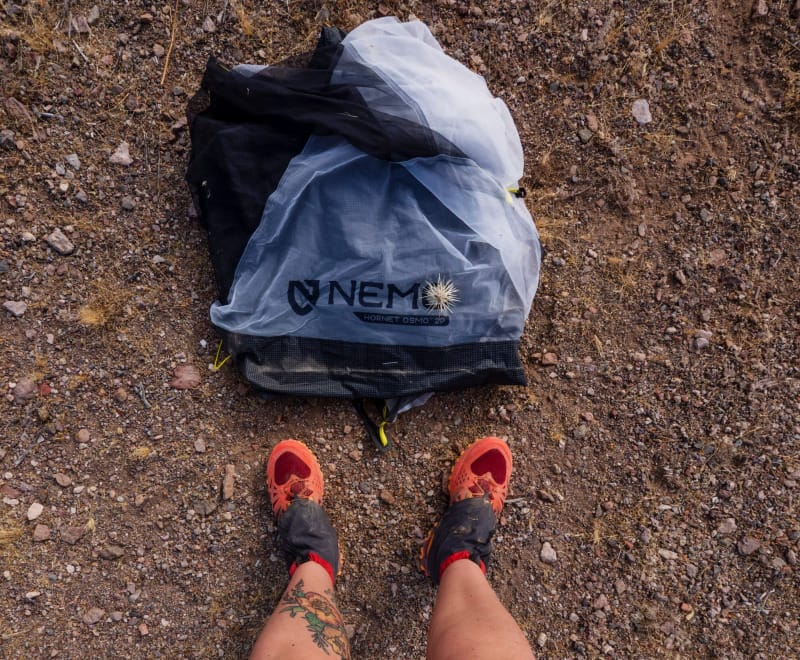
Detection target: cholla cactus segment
<box><xmin>423</xmin><ymin>275</ymin><xmax>460</xmax><ymax>313</ymax></box>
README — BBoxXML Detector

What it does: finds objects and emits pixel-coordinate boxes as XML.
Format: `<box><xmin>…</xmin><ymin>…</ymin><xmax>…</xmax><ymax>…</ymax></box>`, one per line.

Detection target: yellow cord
<box><xmin>213</xmin><ymin>340</ymin><xmax>231</xmax><ymax>371</ymax></box>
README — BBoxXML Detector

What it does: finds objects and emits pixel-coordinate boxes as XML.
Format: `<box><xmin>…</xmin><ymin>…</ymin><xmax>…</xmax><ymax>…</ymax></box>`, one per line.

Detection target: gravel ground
<box><xmin>1</xmin><ymin>0</ymin><xmax>799</xmax><ymax>658</ymax></box>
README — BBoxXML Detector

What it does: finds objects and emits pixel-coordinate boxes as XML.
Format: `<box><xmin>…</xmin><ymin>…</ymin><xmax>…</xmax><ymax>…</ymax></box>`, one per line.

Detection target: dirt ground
<box><xmin>2</xmin><ymin>0</ymin><xmax>799</xmax><ymax>658</ymax></box>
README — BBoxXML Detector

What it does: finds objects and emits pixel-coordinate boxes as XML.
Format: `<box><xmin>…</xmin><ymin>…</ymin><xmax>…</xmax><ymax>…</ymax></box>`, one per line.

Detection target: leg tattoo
<box><xmin>280</xmin><ymin>580</ymin><xmax>351</xmax><ymax>658</ymax></box>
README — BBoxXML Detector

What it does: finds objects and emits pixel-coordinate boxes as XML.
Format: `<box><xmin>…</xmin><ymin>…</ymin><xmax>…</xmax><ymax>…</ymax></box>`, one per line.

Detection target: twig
<box><xmin>72</xmin><ymin>39</ymin><xmax>89</xmax><ymax>63</ymax></box>
<box><xmin>160</xmin><ymin>0</ymin><xmax>180</xmax><ymax>86</ymax></box>
<box><xmin>134</xmin><ymin>383</ymin><xmax>151</xmax><ymax>409</ymax></box>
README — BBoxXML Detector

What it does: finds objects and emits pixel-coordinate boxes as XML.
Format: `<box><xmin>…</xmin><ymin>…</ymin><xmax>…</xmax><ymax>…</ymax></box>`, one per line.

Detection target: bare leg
<box><xmin>250</xmin><ymin>560</ymin><xmax>350</xmax><ymax>660</ymax></box>
<box><xmin>426</xmin><ymin>559</ymin><xmax>534</xmax><ymax>660</ymax></box>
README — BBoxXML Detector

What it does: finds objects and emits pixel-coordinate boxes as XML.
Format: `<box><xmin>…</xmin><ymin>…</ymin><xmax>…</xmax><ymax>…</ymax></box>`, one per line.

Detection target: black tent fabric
<box><xmin>186</xmin><ymin>18</ymin><xmax>541</xmax><ymax>403</ymax></box>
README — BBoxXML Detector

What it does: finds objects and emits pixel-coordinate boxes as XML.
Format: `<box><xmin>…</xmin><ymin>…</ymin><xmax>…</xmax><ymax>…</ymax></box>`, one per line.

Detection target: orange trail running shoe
<box><xmin>420</xmin><ymin>437</ymin><xmax>512</xmax><ymax>584</ymax></box>
<box><xmin>267</xmin><ymin>439</ymin><xmax>324</xmax><ymax>518</ymax></box>
<box><xmin>266</xmin><ymin>440</ymin><xmax>339</xmax><ymax>584</ymax></box>
<box><xmin>448</xmin><ymin>436</ymin><xmax>512</xmax><ymax>516</ymax></box>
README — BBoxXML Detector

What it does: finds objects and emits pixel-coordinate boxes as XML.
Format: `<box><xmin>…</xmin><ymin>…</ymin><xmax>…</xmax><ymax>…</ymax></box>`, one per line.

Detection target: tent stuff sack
<box><xmin>186</xmin><ymin>17</ymin><xmax>541</xmax><ymax>414</ymax></box>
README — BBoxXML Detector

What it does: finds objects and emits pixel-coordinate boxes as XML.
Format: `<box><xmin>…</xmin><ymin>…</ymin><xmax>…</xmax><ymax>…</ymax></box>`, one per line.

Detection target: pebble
<box><xmin>4</xmin><ymin>300</ymin><xmax>28</xmax><ymax>317</ymax></box>
<box><xmin>153</xmin><ymin>43</ymin><xmax>165</xmax><ymax>57</ymax></box>
<box><xmin>109</xmin><ymin>141</ymin><xmax>133</xmax><ymax>166</ymax></box>
<box><xmin>717</xmin><ymin>518</ymin><xmax>737</xmax><ymax>535</ymax></box>
<box><xmin>121</xmin><ymin>196</ymin><xmax>136</xmax><ymax>211</ymax></box>
<box><xmin>572</xmin><ymin>424</ymin><xmax>588</xmax><ymax>440</ymax></box>
<box><xmin>737</xmin><ymin>536</ymin><xmax>760</xmax><ymax>556</ymax></box>
<box><xmin>45</xmin><ymin>228</ymin><xmax>75</xmax><ymax>255</ymax></box>
<box><xmin>578</xmin><ymin>128</ymin><xmax>592</xmax><ymax>144</ymax></box>
<box><xmin>658</xmin><ymin>548</ymin><xmax>678</xmax><ymax>560</ymax></box>
<box><xmin>26</xmin><ymin>502</ymin><xmax>44</xmax><ymax>521</ymax></box>
<box><xmin>76</xmin><ymin>428</ymin><xmax>90</xmax><ymax>443</ymax></box>
<box><xmin>11</xmin><ymin>377</ymin><xmax>36</xmax><ymax>403</ymax></box>
<box><xmin>83</xmin><ymin>607</ymin><xmax>105</xmax><ymax>625</ymax></box>
<box><xmin>592</xmin><ymin>594</ymin><xmax>609</xmax><ymax>610</ymax></box>
<box><xmin>60</xmin><ymin>525</ymin><xmax>86</xmax><ymax>545</ymax></box>
<box><xmin>540</xmin><ymin>541</ymin><xmax>557</xmax><ymax>564</ymax></box>
<box><xmin>114</xmin><ymin>387</ymin><xmax>128</xmax><ymax>402</ymax></box>
<box><xmin>585</xmin><ymin>113</ymin><xmax>599</xmax><ymax>132</ymax></box>
<box><xmin>25</xmin><ymin>591</ymin><xmax>41</xmax><ymax>600</ymax></box>
<box><xmin>139</xmin><ymin>622</ymin><xmax>149</xmax><ymax>636</ymax></box>
<box><xmin>98</xmin><ymin>545</ymin><xmax>125</xmax><ymax>560</ymax></box>
<box><xmin>632</xmin><ymin>99</ymin><xmax>652</xmax><ymax>124</ymax></box>
<box><xmin>87</xmin><ymin>4</ymin><xmax>100</xmax><ymax>25</ymax></box>
<box><xmin>541</xmin><ymin>352</ymin><xmax>558</xmax><ymax>366</ymax></box>
<box><xmin>194</xmin><ymin>438</ymin><xmax>206</xmax><ymax>453</ymax></box>
<box><xmin>54</xmin><ymin>473</ymin><xmax>72</xmax><ymax>487</ymax></box>
<box><xmin>33</xmin><ymin>524</ymin><xmax>51</xmax><ymax>542</ymax></box>
<box><xmin>379</xmin><ymin>489</ymin><xmax>396</xmax><ymax>505</ymax></box>
<box><xmin>65</xmin><ymin>153</ymin><xmax>81</xmax><ymax>170</ymax></box>
<box><xmin>614</xmin><ymin>579</ymin><xmax>626</xmax><ymax>595</ymax></box>
<box><xmin>537</xmin><ymin>632</ymin><xmax>547</xmax><ymax>648</ymax></box>
<box><xmin>202</xmin><ymin>16</ymin><xmax>216</xmax><ymax>32</ymax></box>
<box><xmin>222</xmin><ymin>464</ymin><xmax>236</xmax><ymax>500</ymax></box>
<box><xmin>111</xmin><ymin>611</ymin><xmax>124</xmax><ymax>622</ymax></box>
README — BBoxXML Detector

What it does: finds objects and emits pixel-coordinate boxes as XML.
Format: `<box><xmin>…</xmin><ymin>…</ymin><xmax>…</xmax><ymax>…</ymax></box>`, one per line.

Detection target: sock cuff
<box><xmin>289</xmin><ymin>551</ymin><xmax>336</xmax><ymax>585</ymax></box>
<box><xmin>438</xmin><ymin>550</ymin><xmax>487</xmax><ymax>581</ymax></box>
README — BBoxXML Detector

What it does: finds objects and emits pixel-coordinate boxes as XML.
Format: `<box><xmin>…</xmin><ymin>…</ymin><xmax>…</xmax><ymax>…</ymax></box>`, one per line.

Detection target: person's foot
<box><xmin>266</xmin><ymin>440</ymin><xmax>339</xmax><ymax>583</ymax></box>
<box><xmin>267</xmin><ymin>439</ymin><xmax>325</xmax><ymax>517</ymax></box>
<box><xmin>420</xmin><ymin>437</ymin><xmax>512</xmax><ymax>584</ymax></box>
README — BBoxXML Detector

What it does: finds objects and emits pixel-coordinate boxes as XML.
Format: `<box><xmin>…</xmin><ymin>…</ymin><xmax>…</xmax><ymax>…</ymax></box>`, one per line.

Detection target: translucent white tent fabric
<box><xmin>210</xmin><ymin>136</ymin><xmax>539</xmax><ymax>346</ymax></box>
<box><xmin>332</xmin><ymin>18</ymin><xmax>524</xmax><ymax>186</ymax></box>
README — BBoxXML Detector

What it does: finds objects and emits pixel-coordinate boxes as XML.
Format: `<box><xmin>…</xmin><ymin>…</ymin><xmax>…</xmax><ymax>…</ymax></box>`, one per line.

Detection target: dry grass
<box><xmin>78</xmin><ymin>281</ymin><xmax>128</xmax><ymax>328</ymax></box>
<box><xmin>231</xmin><ymin>0</ymin><xmax>255</xmax><ymax>37</ymax></box>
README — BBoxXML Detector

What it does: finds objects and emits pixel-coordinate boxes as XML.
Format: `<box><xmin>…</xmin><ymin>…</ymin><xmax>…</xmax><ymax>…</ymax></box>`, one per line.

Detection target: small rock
<box><xmin>12</xmin><ymin>377</ymin><xmax>36</xmax><ymax>402</ymax></box>
<box><xmin>348</xmin><ymin>449</ymin><xmax>362</xmax><ymax>461</ymax></box>
<box><xmin>121</xmin><ymin>196</ymin><xmax>136</xmax><ymax>211</ymax></box>
<box><xmin>632</xmin><ymin>99</ymin><xmax>652</xmax><ymax>125</ymax></box>
<box><xmin>98</xmin><ymin>545</ymin><xmax>125</xmax><ymax>560</ymax></box>
<box><xmin>83</xmin><ymin>607</ymin><xmax>105</xmax><ymax>625</ymax></box>
<box><xmin>33</xmin><ymin>524</ymin><xmax>51</xmax><ymax>542</ymax></box>
<box><xmin>194</xmin><ymin>500</ymin><xmax>217</xmax><ymax>516</ymax></box>
<box><xmin>76</xmin><ymin>428</ymin><xmax>90</xmax><ymax>443</ymax></box>
<box><xmin>153</xmin><ymin>43</ymin><xmax>165</xmax><ymax>57</ymax></box>
<box><xmin>72</xmin><ymin>15</ymin><xmax>91</xmax><ymax>34</ymax></box>
<box><xmin>194</xmin><ymin>438</ymin><xmax>206</xmax><ymax>453</ymax></box>
<box><xmin>110</xmin><ymin>611</ymin><xmax>124</xmax><ymax>622</ymax></box>
<box><xmin>26</xmin><ymin>502</ymin><xmax>44</xmax><ymax>521</ymax></box>
<box><xmin>578</xmin><ymin>128</ymin><xmax>592</xmax><ymax>144</ymax></box>
<box><xmin>87</xmin><ymin>5</ymin><xmax>100</xmax><ymax>25</ymax></box>
<box><xmin>658</xmin><ymin>548</ymin><xmax>678</xmax><ymax>560</ymax></box>
<box><xmin>632</xmin><ymin>351</ymin><xmax>647</xmax><ymax>362</ymax></box>
<box><xmin>114</xmin><ymin>387</ymin><xmax>128</xmax><ymax>402</ymax></box>
<box><xmin>540</xmin><ymin>541</ymin><xmax>557</xmax><ymax>564</ymax></box>
<box><xmin>25</xmin><ymin>591</ymin><xmax>41</xmax><ymax>600</ymax></box>
<box><xmin>202</xmin><ymin>16</ymin><xmax>216</xmax><ymax>32</ymax></box>
<box><xmin>379</xmin><ymin>489</ymin><xmax>396</xmax><ymax>505</ymax></box>
<box><xmin>65</xmin><ymin>153</ymin><xmax>81</xmax><ymax>170</ymax></box>
<box><xmin>170</xmin><ymin>365</ymin><xmax>201</xmax><ymax>389</ymax></box>
<box><xmin>674</xmin><ymin>269</ymin><xmax>687</xmax><ymax>285</ymax></box>
<box><xmin>592</xmin><ymin>594</ymin><xmax>609</xmax><ymax>610</ymax></box>
<box><xmin>60</xmin><ymin>525</ymin><xmax>86</xmax><ymax>545</ymax></box>
<box><xmin>222</xmin><ymin>464</ymin><xmax>236</xmax><ymax>500</ymax></box>
<box><xmin>695</xmin><ymin>337</ymin><xmax>710</xmax><ymax>350</ymax></box>
<box><xmin>4</xmin><ymin>300</ymin><xmax>28</xmax><ymax>317</ymax></box>
<box><xmin>541</xmin><ymin>352</ymin><xmax>558</xmax><ymax>366</ymax></box>
<box><xmin>637</xmin><ymin>223</ymin><xmax>647</xmax><ymax>237</ymax></box>
<box><xmin>124</xmin><ymin>96</ymin><xmax>139</xmax><ymax>112</ymax></box>
<box><xmin>45</xmin><ymin>228</ymin><xmax>75</xmax><ymax>255</ymax></box>
<box><xmin>585</xmin><ymin>113</ymin><xmax>599</xmax><ymax>132</ymax></box>
<box><xmin>537</xmin><ymin>632</ymin><xmax>547</xmax><ymax>648</ymax></box>
<box><xmin>614</xmin><ymin>579</ymin><xmax>626</xmax><ymax>595</ymax></box>
<box><xmin>5</xmin><ymin>97</ymin><xmax>32</xmax><ymax>123</ymax></box>
<box><xmin>572</xmin><ymin>424</ymin><xmax>588</xmax><ymax>440</ymax></box>
<box><xmin>786</xmin><ymin>549</ymin><xmax>797</xmax><ymax>566</ymax></box>
<box><xmin>139</xmin><ymin>622</ymin><xmax>149</xmax><ymax>636</ymax></box>
<box><xmin>54</xmin><ymin>473</ymin><xmax>72</xmax><ymax>487</ymax></box>
<box><xmin>737</xmin><ymin>536</ymin><xmax>760</xmax><ymax>556</ymax></box>
<box><xmin>752</xmin><ymin>0</ymin><xmax>768</xmax><ymax>16</ymax></box>
<box><xmin>717</xmin><ymin>518</ymin><xmax>737</xmax><ymax>535</ymax></box>
<box><xmin>109</xmin><ymin>141</ymin><xmax>133</xmax><ymax>166</ymax></box>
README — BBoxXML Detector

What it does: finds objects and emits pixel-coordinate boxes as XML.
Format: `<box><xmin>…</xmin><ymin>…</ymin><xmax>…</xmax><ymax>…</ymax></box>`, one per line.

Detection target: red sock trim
<box><xmin>438</xmin><ymin>551</ymin><xmax>486</xmax><ymax>581</ymax></box>
<box><xmin>289</xmin><ymin>553</ymin><xmax>336</xmax><ymax>585</ymax></box>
